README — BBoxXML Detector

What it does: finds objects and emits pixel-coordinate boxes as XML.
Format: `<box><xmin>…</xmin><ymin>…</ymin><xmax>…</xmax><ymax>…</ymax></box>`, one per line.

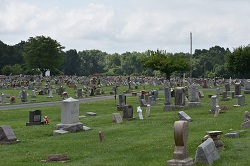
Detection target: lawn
<box><xmin>0</xmin><ymin>85</ymin><xmax>249</xmax><ymax>166</ymax></box>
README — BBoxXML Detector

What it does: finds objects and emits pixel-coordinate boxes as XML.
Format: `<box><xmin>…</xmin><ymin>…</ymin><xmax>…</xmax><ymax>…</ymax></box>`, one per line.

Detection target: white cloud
<box><xmin>1</xmin><ymin>0</ymin><xmax>250</xmax><ymax>53</ymax></box>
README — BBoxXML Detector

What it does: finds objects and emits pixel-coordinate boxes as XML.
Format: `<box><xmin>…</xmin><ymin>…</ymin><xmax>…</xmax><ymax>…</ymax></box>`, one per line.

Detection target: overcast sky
<box><xmin>1</xmin><ymin>0</ymin><xmax>250</xmax><ymax>54</ymax></box>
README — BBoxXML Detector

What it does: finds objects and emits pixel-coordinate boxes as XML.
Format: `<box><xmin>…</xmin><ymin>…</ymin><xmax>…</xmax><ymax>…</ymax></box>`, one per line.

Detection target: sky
<box><xmin>1</xmin><ymin>0</ymin><xmax>250</xmax><ymax>54</ymax></box>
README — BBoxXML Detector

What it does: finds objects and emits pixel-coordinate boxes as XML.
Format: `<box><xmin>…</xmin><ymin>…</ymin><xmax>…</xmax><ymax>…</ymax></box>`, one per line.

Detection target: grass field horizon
<box><xmin>0</xmin><ymin>84</ymin><xmax>250</xmax><ymax>165</ymax></box>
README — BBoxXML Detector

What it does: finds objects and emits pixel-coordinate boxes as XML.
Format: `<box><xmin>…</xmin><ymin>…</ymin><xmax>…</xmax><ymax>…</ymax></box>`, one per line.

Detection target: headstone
<box><xmin>188</xmin><ymin>84</ymin><xmax>201</xmax><ymax>107</ymax></box>
<box><xmin>241</xmin><ymin>111</ymin><xmax>250</xmax><ymax>128</ymax></box>
<box><xmin>117</xmin><ymin>94</ymin><xmax>127</xmax><ymax>111</ymax></box>
<box><xmin>203</xmin><ymin>79</ymin><xmax>208</xmax><ymax>88</ymax></box>
<box><xmin>210</xmin><ymin>96</ymin><xmax>220</xmax><ymax>114</ymax></box>
<box><xmin>56</xmin><ymin>97</ymin><xmax>84</xmax><ymax>132</ymax></box>
<box><xmin>244</xmin><ymin>81</ymin><xmax>250</xmax><ymax>94</ymax></box>
<box><xmin>77</xmin><ymin>89</ymin><xmax>82</xmax><ymax>98</ymax></box>
<box><xmin>1</xmin><ymin>94</ymin><xmax>6</xmax><ymax>104</ymax></box>
<box><xmin>178</xmin><ymin>111</ymin><xmax>192</xmax><ymax>122</ymax></box>
<box><xmin>31</xmin><ymin>90</ymin><xmax>36</xmax><ymax>98</ymax></box>
<box><xmin>195</xmin><ymin>138</ymin><xmax>220</xmax><ymax>165</ymax></box>
<box><xmin>26</xmin><ymin>110</ymin><xmax>44</xmax><ymax>126</ymax></box>
<box><xmin>145</xmin><ymin>104</ymin><xmax>151</xmax><ymax>117</ymax></box>
<box><xmin>225</xmin><ymin>83</ymin><xmax>230</xmax><ymax>92</ymax></box>
<box><xmin>224</xmin><ymin>132</ymin><xmax>239</xmax><ymax>138</ymax></box>
<box><xmin>21</xmin><ymin>90</ymin><xmax>28</xmax><ymax>102</ymax></box>
<box><xmin>99</xmin><ymin>131</ymin><xmax>104</xmax><ymax>143</ymax></box>
<box><xmin>137</xmin><ymin>106</ymin><xmax>143</xmax><ymax>120</ymax></box>
<box><xmin>112</xmin><ymin>113</ymin><xmax>123</xmax><ymax>124</ymax></box>
<box><xmin>174</xmin><ymin>87</ymin><xmax>186</xmax><ymax>107</ymax></box>
<box><xmin>0</xmin><ymin>125</ymin><xmax>19</xmax><ymax>144</ymax></box>
<box><xmin>216</xmin><ymin>88</ymin><xmax>220</xmax><ymax>97</ymax></box>
<box><xmin>235</xmin><ymin>82</ymin><xmax>241</xmax><ymax>96</ymax></box>
<box><xmin>206</xmin><ymin>131</ymin><xmax>224</xmax><ymax>151</ymax></box>
<box><xmin>221</xmin><ymin>91</ymin><xmax>229</xmax><ymax>101</ymax></box>
<box><xmin>164</xmin><ymin>87</ymin><xmax>172</xmax><ymax>105</ymax></box>
<box><xmin>167</xmin><ymin>121</ymin><xmax>194</xmax><ymax>166</ymax></box>
<box><xmin>123</xmin><ymin>105</ymin><xmax>134</xmax><ymax>120</ymax></box>
<box><xmin>148</xmin><ymin>96</ymin><xmax>156</xmax><ymax>105</ymax></box>
<box><xmin>238</xmin><ymin>95</ymin><xmax>245</xmax><ymax>106</ymax></box>
<box><xmin>47</xmin><ymin>89</ymin><xmax>53</xmax><ymax>98</ymax></box>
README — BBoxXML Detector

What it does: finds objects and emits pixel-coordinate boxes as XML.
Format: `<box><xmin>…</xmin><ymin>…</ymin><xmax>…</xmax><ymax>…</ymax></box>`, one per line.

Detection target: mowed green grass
<box><xmin>0</xmin><ymin>86</ymin><xmax>250</xmax><ymax>166</ymax></box>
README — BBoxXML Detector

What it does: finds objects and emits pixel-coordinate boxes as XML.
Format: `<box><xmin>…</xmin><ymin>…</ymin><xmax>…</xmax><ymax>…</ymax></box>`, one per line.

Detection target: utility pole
<box><xmin>190</xmin><ymin>32</ymin><xmax>192</xmax><ymax>79</ymax></box>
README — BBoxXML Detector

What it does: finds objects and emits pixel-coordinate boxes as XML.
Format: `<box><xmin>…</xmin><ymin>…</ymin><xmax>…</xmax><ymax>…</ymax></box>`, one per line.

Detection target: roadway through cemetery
<box><xmin>0</xmin><ymin>95</ymin><xmax>116</xmax><ymax>110</ymax></box>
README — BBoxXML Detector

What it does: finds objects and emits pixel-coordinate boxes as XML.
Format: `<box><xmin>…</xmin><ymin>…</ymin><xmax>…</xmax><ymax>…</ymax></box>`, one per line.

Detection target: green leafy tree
<box><xmin>2</xmin><ymin>65</ymin><xmax>13</xmax><ymax>76</ymax></box>
<box><xmin>22</xmin><ymin>36</ymin><xmax>65</xmax><ymax>76</ymax></box>
<box><xmin>226</xmin><ymin>45</ymin><xmax>250</xmax><ymax>77</ymax></box>
<box><xmin>12</xmin><ymin>64</ymin><xmax>24</xmax><ymax>75</ymax></box>
<box><xmin>140</xmin><ymin>50</ymin><xmax>189</xmax><ymax>80</ymax></box>
<box><xmin>62</xmin><ymin>49</ymin><xmax>81</xmax><ymax>76</ymax></box>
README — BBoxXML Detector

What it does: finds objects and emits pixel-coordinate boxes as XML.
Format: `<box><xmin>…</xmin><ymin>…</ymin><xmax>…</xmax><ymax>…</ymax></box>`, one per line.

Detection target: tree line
<box><xmin>0</xmin><ymin>36</ymin><xmax>250</xmax><ymax>78</ymax></box>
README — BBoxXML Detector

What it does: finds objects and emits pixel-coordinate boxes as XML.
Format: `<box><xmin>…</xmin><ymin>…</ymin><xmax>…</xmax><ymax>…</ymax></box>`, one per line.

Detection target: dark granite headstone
<box><xmin>26</xmin><ymin>110</ymin><xmax>44</xmax><ymax>126</ymax></box>
<box><xmin>123</xmin><ymin>105</ymin><xmax>134</xmax><ymax>120</ymax></box>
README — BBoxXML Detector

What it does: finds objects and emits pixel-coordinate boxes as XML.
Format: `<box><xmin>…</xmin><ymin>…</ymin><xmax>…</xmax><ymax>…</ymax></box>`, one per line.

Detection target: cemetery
<box><xmin>0</xmin><ymin>76</ymin><xmax>250</xmax><ymax>165</ymax></box>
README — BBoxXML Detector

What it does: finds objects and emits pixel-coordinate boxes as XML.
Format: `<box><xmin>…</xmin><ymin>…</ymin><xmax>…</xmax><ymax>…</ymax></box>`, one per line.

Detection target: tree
<box><xmin>62</xmin><ymin>49</ymin><xmax>81</xmax><ymax>76</ymax></box>
<box><xmin>2</xmin><ymin>65</ymin><xmax>13</xmax><ymax>76</ymax></box>
<box><xmin>22</xmin><ymin>36</ymin><xmax>65</xmax><ymax>76</ymax></box>
<box><xmin>226</xmin><ymin>45</ymin><xmax>250</xmax><ymax>77</ymax></box>
<box><xmin>140</xmin><ymin>50</ymin><xmax>189</xmax><ymax>80</ymax></box>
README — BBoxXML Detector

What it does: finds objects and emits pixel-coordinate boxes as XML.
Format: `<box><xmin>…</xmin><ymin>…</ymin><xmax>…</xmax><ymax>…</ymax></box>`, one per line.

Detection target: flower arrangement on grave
<box><xmin>44</xmin><ymin>116</ymin><xmax>49</xmax><ymax>124</ymax></box>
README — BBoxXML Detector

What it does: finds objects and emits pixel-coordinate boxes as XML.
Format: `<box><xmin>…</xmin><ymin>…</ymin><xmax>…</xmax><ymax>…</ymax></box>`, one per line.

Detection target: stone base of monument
<box><xmin>56</xmin><ymin>122</ymin><xmax>84</xmax><ymax>132</ymax></box>
<box><xmin>187</xmin><ymin>102</ymin><xmax>201</xmax><ymax>107</ymax></box>
<box><xmin>163</xmin><ymin>105</ymin><xmax>175</xmax><ymax>112</ymax></box>
<box><xmin>167</xmin><ymin>158</ymin><xmax>194</xmax><ymax>166</ymax></box>
<box><xmin>26</xmin><ymin>121</ymin><xmax>45</xmax><ymax>126</ymax></box>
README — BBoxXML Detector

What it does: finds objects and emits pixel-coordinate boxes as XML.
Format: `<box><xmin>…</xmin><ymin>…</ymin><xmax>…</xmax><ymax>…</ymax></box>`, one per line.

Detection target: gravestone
<box><xmin>225</xmin><ymin>83</ymin><xmax>230</xmax><ymax>93</ymax></box>
<box><xmin>234</xmin><ymin>95</ymin><xmax>245</xmax><ymax>107</ymax></box>
<box><xmin>235</xmin><ymin>82</ymin><xmax>241</xmax><ymax>96</ymax></box>
<box><xmin>0</xmin><ymin>125</ymin><xmax>19</xmax><ymax>144</ymax></box>
<box><xmin>188</xmin><ymin>84</ymin><xmax>201</xmax><ymax>107</ymax></box>
<box><xmin>112</xmin><ymin>113</ymin><xmax>123</xmax><ymax>124</ymax></box>
<box><xmin>221</xmin><ymin>91</ymin><xmax>229</xmax><ymax>101</ymax></box>
<box><xmin>146</xmin><ymin>104</ymin><xmax>151</xmax><ymax>117</ymax></box>
<box><xmin>163</xmin><ymin>87</ymin><xmax>175</xmax><ymax>111</ymax></box>
<box><xmin>164</xmin><ymin>87</ymin><xmax>172</xmax><ymax>105</ymax></box>
<box><xmin>174</xmin><ymin>87</ymin><xmax>186</xmax><ymax>107</ymax></box>
<box><xmin>206</xmin><ymin>131</ymin><xmax>224</xmax><ymax>151</ymax></box>
<box><xmin>31</xmin><ymin>90</ymin><xmax>36</xmax><ymax>98</ymax></box>
<box><xmin>148</xmin><ymin>96</ymin><xmax>156</xmax><ymax>105</ymax></box>
<box><xmin>47</xmin><ymin>89</ymin><xmax>53</xmax><ymax>98</ymax></box>
<box><xmin>26</xmin><ymin>110</ymin><xmax>44</xmax><ymax>126</ymax></box>
<box><xmin>123</xmin><ymin>105</ymin><xmax>134</xmax><ymax>120</ymax></box>
<box><xmin>77</xmin><ymin>89</ymin><xmax>83</xmax><ymax>98</ymax></box>
<box><xmin>241</xmin><ymin>111</ymin><xmax>250</xmax><ymax>128</ymax></box>
<box><xmin>210</xmin><ymin>96</ymin><xmax>220</xmax><ymax>114</ymax></box>
<box><xmin>244</xmin><ymin>81</ymin><xmax>250</xmax><ymax>94</ymax></box>
<box><xmin>56</xmin><ymin>97</ymin><xmax>84</xmax><ymax>132</ymax></box>
<box><xmin>178</xmin><ymin>111</ymin><xmax>192</xmax><ymax>122</ymax></box>
<box><xmin>1</xmin><ymin>94</ymin><xmax>6</xmax><ymax>104</ymax></box>
<box><xmin>21</xmin><ymin>90</ymin><xmax>28</xmax><ymax>102</ymax></box>
<box><xmin>167</xmin><ymin>121</ymin><xmax>194</xmax><ymax>166</ymax></box>
<box><xmin>216</xmin><ymin>88</ymin><xmax>220</xmax><ymax>97</ymax></box>
<box><xmin>195</xmin><ymin>138</ymin><xmax>220</xmax><ymax>165</ymax></box>
<box><xmin>117</xmin><ymin>94</ymin><xmax>127</xmax><ymax>111</ymax></box>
